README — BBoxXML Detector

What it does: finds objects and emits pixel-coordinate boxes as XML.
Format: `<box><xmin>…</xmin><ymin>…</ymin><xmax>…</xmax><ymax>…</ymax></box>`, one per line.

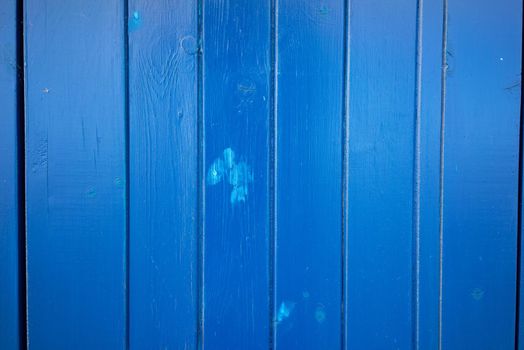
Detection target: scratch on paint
<box><xmin>207</xmin><ymin>148</ymin><xmax>253</xmax><ymax>204</ymax></box>
<box><xmin>277</xmin><ymin>301</ymin><xmax>295</xmax><ymax>323</ymax></box>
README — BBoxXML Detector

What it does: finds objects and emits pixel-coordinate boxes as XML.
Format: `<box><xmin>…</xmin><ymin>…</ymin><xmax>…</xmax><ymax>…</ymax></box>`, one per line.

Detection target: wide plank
<box><xmin>24</xmin><ymin>1</ymin><xmax>127</xmax><ymax>347</ymax></box>
<box><xmin>202</xmin><ymin>0</ymin><xmax>271</xmax><ymax>348</ymax></box>
<box><xmin>0</xmin><ymin>0</ymin><xmax>22</xmax><ymax>348</ymax></box>
<box><xmin>346</xmin><ymin>0</ymin><xmax>418</xmax><ymax>348</ymax></box>
<box><xmin>275</xmin><ymin>0</ymin><xmax>344</xmax><ymax>348</ymax></box>
<box><xmin>128</xmin><ymin>1</ymin><xmax>199</xmax><ymax>348</ymax></box>
<box><xmin>442</xmin><ymin>0</ymin><xmax>522</xmax><ymax>347</ymax></box>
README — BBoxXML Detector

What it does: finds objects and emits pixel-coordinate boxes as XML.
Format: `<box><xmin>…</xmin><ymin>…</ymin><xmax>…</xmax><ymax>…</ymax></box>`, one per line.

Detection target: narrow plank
<box><xmin>275</xmin><ymin>0</ymin><xmax>344</xmax><ymax>348</ymax></box>
<box><xmin>418</xmin><ymin>0</ymin><xmax>444</xmax><ymax>348</ymax></box>
<box><xmin>202</xmin><ymin>0</ymin><xmax>271</xmax><ymax>348</ymax></box>
<box><xmin>346</xmin><ymin>0</ymin><xmax>418</xmax><ymax>348</ymax></box>
<box><xmin>128</xmin><ymin>1</ymin><xmax>198</xmax><ymax>348</ymax></box>
<box><xmin>24</xmin><ymin>1</ymin><xmax>127</xmax><ymax>348</ymax></box>
<box><xmin>0</xmin><ymin>0</ymin><xmax>21</xmax><ymax>348</ymax></box>
<box><xmin>520</xmin><ymin>76</ymin><xmax>524</xmax><ymax>349</ymax></box>
<box><xmin>442</xmin><ymin>0</ymin><xmax>522</xmax><ymax>348</ymax></box>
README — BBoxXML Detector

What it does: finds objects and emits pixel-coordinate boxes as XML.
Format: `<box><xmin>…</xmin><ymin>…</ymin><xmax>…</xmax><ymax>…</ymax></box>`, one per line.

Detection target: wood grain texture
<box><xmin>128</xmin><ymin>1</ymin><xmax>198</xmax><ymax>349</ymax></box>
<box><xmin>12</xmin><ymin>2</ymin><xmax>524</xmax><ymax>348</ymax></box>
<box><xmin>202</xmin><ymin>0</ymin><xmax>271</xmax><ymax>348</ymax></box>
<box><xmin>346</xmin><ymin>0</ymin><xmax>417</xmax><ymax>348</ymax></box>
<box><xmin>0</xmin><ymin>0</ymin><xmax>21</xmax><ymax>348</ymax></box>
<box><xmin>24</xmin><ymin>1</ymin><xmax>127</xmax><ymax>348</ymax></box>
<box><xmin>442</xmin><ymin>0</ymin><xmax>522</xmax><ymax>347</ymax></box>
<box><xmin>275</xmin><ymin>0</ymin><xmax>344</xmax><ymax>348</ymax></box>
<box><xmin>418</xmin><ymin>0</ymin><xmax>444</xmax><ymax>348</ymax></box>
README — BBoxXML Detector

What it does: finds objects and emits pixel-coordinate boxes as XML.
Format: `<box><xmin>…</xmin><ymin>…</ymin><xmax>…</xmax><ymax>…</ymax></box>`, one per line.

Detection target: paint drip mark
<box><xmin>206</xmin><ymin>148</ymin><xmax>254</xmax><ymax>204</ymax></box>
<box><xmin>276</xmin><ymin>301</ymin><xmax>295</xmax><ymax>323</ymax></box>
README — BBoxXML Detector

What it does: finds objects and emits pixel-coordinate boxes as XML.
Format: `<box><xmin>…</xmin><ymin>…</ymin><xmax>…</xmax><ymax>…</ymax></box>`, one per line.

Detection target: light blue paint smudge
<box><xmin>223</xmin><ymin>147</ymin><xmax>235</xmax><ymax>169</ymax></box>
<box><xmin>207</xmin><ymin>158</ymin><xmax>225</xmax><ymax>185</ymax></box>
<box><xmin>277</xmin><ymin>301</ymin><xmax>295</xmax><ymax>323</ymax></box>
<box><xmin>129</xmin><ymin>11</ymin><xmax>142</xmax><ymax>31</ymax></box>
<box><xmin>206</xmin><ymin>147</ymin><xmax>253</xmax><ymax>204</ymax></box>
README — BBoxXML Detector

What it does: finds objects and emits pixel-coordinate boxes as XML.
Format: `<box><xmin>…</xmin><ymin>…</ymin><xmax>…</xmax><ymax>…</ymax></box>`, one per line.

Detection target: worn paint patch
<box><xmin>277</xmin><ymin>301</ymin><xmax>295</xmax><ymax>323</ymax></box>
<box><xmin>206</xmin><ymin>148</ymin><xmax>253</xmax><ymax>204</ymax></box>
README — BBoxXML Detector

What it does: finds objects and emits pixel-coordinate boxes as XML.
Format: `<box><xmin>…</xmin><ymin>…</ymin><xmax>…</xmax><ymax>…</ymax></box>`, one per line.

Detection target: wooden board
<box><xmin>202</xmin><ymin>0</ymin><xmax>271</xmax><ymax>348</ymax></box>
<box><xmin>0</xmin><ymin>0</ymin><xmax>21</xmax><ymax>348</ymax></box>
<box><xmin>24</xmin><ymin>1</ymin><xmax>127</xmax><ymax>347</ymax></box>
<box><xmin>346</xmin><ymin>0</ymin><xmax>418</xmax><ymax>348</ymax></box>
<box><xmin>0</xmin><ymin>1</ymin><xmax>519</xmax><ymax>348</ymax></box>
<box><xmin>275</xmin><ymin>0</ymin><xmax>344</xmax><ymax>348</ymax></box>
<box><xmin>442</xmin><ymin>0</ymin><xmax>522</xmax><ymax>348</ymax></box>
<box><xmin>128</xmin><ymin>1</ymin><xmax>198</xmax><ymax>348</ymax></box>
<box><xmin>418</xmin><ymin>0</ymin><xmax>444</xmax><ymax>348</ymax></box>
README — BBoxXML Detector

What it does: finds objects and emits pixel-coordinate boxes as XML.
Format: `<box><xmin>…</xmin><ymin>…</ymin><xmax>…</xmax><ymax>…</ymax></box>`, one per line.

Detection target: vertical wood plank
<box><xmin>418</xmin><ymin>0</ymin><xmax>444</xmax><ymax>348</ymax></box>
<box><xmin>202</xmin><ymin>0</ymin><xmax>270</xmax><ymax>348</ymax></box>
<box><xmin>275</xmin><ymin>0</ymin><xmax>344</xmax><ymax>348</ymax></box>
<box><xmin>346</xmin><ymin>0</ymin><xmax>417</xmax><ymax>348</ymax></box>
<box><xmin>520</xmin><ymin>74</ymin><xmax>524</xmax><ymax>349</ymax></box>
<box><xmin>128</xmin><ymin>2</ymin><xmax>198</xmax><ymax>349</ymax></box>
<box><xmin>442</xmin><ymin>0</ymin><xmax>522</xmax><ymax>348</ymax></box>
<box><xmin>24</xmin><ymin>1</ymin><xmax>127</xmax><ymax>348</ymax></box>
<box><xmin>0</xmin><ymin>0</ymin><xmax>21</xmax><ymax>348</ymax></box>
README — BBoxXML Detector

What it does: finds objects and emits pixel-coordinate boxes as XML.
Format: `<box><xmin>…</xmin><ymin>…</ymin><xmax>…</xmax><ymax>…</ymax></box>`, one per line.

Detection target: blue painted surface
<box><xmin>418</xmin><ymin>0</ymin><xmax>445</xmax><ymax>348</ymax></box>
<box><xmin>442</xmin><ymin>0</ymin><xmax>522</xmax><ymax>348</ymax></box>
<box><xmin>202</xmin><ymin>0</ymin><xmax>270</xmax><ymax>348</ymax></box>
<box><xmin>276</xmin><ymin>0</ymin><xmax>344</xmax><ymax>348</ymax></box>
<box><xmin>128</xmin><ymin>1</ymin><xmax>198</xmax><ymax>349</ymax></box>
<box><xmin>207</xmin><ymin>148</ymin><xmax>254</xmax><ymax>204</ymax></box>
<box><xmin>0</xmin><ymin>0</ymin><xmax>20</xmax><ymax>349</ymax></box>
<box><xmin>24</xmin><ymin>0</ymin><xmax>127</xmax><ymax>348</ymax></box>
<box><xmin>0</xmin><ymin>1</ymin><xmax>522</xmax><ymax>348</ymax></box>
<box><xmin>346</xmin><ymin>0</ymin><xmax>418</xmax><ymax>348</ymax></box>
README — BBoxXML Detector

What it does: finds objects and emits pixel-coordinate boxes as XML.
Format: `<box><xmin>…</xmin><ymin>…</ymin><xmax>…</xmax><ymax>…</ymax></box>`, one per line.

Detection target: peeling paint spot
<box><xmin>207</xmin><ymin>147</ymin><xmax>253</xmax><ymax>204</ymax></box>
<box><xmin>277</xmin><ymin>301</ymin><xmax>295</xmax><ymax>323</ymax></box>
<box><xmin>471</xmin><ymin>288</ymin><xmax>485</xmax><ymax>301</ymax></box>
<box><xmin>315</xmin><ymin>304</ymin><xmax>326</xmax><ymax>323</ymax></box>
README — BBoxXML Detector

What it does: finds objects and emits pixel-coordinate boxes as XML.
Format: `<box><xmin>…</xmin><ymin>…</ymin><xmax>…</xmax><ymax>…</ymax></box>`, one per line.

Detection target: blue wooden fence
<box><xmin>1</xmin><ymin>0</ymin><xmax>523</xmax><ymax>349</ymax></box>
